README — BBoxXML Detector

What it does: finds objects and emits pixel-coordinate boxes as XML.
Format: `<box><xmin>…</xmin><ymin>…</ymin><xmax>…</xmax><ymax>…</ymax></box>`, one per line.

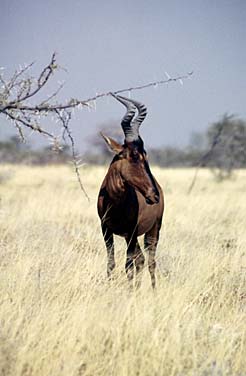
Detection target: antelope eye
<box><xmin>120</xmin><ymin>150</ymin><xmax>127</xmax><ymax>158</ymax></box>
<box><xmin>118</xmin><ymin>150</ymin><xmax>125</xmax><ymax>159</ymax></box>
<box><xmin>131</xmin><ymin>150</ymin><xmax>139</xmax><ymax>161</ymax></box>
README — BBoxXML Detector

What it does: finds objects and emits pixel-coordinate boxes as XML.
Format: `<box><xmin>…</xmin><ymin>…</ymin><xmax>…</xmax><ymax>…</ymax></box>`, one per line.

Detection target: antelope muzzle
<box><xmin>145</xmin><ymin>188</ymin><xmax>160</xmax><ymax>205</ymax></box>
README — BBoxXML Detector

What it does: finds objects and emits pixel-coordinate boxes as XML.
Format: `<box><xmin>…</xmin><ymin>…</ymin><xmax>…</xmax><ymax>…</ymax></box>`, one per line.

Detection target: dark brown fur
<box><xmin>98</xmin><ymin>138</ymin><xmax>164</xmax><ymax>288</ymax></box>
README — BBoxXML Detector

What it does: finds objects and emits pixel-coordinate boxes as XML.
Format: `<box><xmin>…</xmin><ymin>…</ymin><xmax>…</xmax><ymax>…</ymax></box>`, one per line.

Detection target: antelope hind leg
<box><xmin>134</xmin><ymin>241</ymin><xmax>145</xmax><ymax>289</ymax></box>
<box><xmin>101</xmin><ymin>223</ymin><xmax>115</xmax><ymax>278</ymax></box>
<box><xmin>125</xmin><ymin>235</ymin><xmax>137</xmax><ymax>288</ymax></box>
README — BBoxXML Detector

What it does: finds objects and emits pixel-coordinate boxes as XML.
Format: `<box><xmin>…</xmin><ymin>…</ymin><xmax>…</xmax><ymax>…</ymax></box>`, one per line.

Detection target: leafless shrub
<box><xmin>0</xmin><ymin>53</ymin><xmax>192</xmax><ymax>197</ymax></box>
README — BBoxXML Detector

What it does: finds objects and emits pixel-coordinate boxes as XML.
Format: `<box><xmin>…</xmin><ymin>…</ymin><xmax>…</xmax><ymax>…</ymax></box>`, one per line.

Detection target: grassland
<box><xmin>0</xmin><ymin>164</ymin><xmax>245</xmax><ymax>376</ymax></box>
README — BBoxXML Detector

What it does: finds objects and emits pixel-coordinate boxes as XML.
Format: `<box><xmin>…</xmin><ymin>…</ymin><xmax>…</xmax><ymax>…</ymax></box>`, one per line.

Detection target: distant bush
<box><xmin>83</xmin><ymin>114</ymin><xmax>246</xmax><ymax>171</ymax></box>
<box><xmin>0</xmin><ymin>136</ymin><xmax>70</xmax><ymax>165</ymax></box>
<box><xmin>206</xmin><ymin>114</ymin><xmax>246</xmax><ymax>179</ymax></box>
<box><xmin>1</xmin><ymin>115</ymin><xmax>246</xmax><ymax>173</ymax></box>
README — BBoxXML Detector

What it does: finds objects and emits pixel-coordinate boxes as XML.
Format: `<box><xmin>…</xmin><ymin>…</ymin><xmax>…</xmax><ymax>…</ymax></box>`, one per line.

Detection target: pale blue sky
<box><xmin>1</xmin><ymin>0</ymin><xmax>245</xmax><ymax>151</ymax></box>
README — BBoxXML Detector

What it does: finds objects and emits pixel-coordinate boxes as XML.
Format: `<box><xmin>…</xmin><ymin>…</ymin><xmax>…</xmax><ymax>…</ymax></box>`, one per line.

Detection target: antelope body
<box><xmin>97</xmin><ymin>94</ymin><xmax>164</xmax><ymax>288</ymax></box>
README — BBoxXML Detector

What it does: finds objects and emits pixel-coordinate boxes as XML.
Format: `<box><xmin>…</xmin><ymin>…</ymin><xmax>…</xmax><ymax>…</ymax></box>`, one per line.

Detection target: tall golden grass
<box><xmin>0</xmin><ymin>165</ymin><xmax>245</xmax><ymax>375</ymax></box>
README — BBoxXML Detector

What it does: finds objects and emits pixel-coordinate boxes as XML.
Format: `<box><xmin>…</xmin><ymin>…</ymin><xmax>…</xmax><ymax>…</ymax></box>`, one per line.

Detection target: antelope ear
<box><xmin>100</xmin><ymin>132</ymin><xmax>123</xmax><ymax>154</ymax></box>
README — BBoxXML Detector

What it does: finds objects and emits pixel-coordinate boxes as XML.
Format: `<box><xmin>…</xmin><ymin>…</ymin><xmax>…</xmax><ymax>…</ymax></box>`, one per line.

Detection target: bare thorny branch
<box><xmin>0</xmin><ymin>53</ymin><xmax>193</xmax><ymax>199</ymax></box>
<box><xmin>55</xmin><ymin>109</ymin><xmax>90</xmax><ymax>201</ymax></box>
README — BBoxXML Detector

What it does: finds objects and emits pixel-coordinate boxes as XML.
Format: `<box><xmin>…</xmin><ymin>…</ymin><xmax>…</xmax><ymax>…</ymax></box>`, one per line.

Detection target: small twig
<box><xmin>40</xmin><ymin>82</ymin><xmax>65</xmax><ymax>106</ymax></box>
<box><xmin>8</xmin><ymin>61</ymin><xmax>35</xmax><ymax>92</ymax></box>
<box><xmin>4</xmin><ymin>109</ymin><xmax>54</xmax><ymax>139</ymax></box>
<box><xmin>14</xmin><ymin>121</ymin><xmax>26</xmax><ymax>142</ymax></box>
<box><xmin>13</xmin><ymin>53</ymin><xmax>56</xmax><ymax>104</ymax></box>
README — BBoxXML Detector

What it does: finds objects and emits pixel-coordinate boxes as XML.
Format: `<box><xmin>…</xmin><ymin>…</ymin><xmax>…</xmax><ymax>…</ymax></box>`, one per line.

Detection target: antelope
<box><xmin>97</xmin><ymin>94</ymin><xmax>164</xmax><ymax>288</ymax></box>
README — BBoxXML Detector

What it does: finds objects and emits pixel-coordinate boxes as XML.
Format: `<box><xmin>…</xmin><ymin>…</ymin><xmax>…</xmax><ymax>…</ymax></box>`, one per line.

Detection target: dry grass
<box><xmin>0</xmin><ymin>164</ymin><xmax>245</xmax><ymax>376</ymax></box>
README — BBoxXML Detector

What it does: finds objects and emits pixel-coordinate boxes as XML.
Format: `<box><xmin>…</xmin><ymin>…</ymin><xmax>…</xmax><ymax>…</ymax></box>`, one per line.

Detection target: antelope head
<box><xmin>101</xmin><ymin>94</ymin><xmax>159</xmax><ymax>205</ymax></box>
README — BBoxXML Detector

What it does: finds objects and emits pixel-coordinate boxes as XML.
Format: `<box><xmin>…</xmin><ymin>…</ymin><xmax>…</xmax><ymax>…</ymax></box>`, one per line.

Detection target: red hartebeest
<box><xmin>97</xmin><ymin>94</ymin><xmax>164</xmax><ymax>288</ymax></box>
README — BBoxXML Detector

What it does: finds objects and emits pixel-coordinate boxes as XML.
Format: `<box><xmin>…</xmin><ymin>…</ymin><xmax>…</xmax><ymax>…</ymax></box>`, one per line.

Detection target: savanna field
<box><xmin>0</xmin><ymin>164</ymin><xmax>245</xmax><ymax>376</ymax></box>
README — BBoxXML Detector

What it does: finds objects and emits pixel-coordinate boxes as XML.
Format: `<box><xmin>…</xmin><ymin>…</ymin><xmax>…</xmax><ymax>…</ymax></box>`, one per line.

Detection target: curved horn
<box><xmin>111</xmin><ymin>93</ymin><xmax>139</xmax><ymax>142</ymax></box>
<box><xmin>125</xmin><ymin>97</ymin><xmax>147</xmax><ymax>136</ymax></box>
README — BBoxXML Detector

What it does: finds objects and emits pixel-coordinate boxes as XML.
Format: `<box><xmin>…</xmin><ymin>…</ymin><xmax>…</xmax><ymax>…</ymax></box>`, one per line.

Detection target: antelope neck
<box><xmin>106</xmin><ymin>164</ymin><xmax>126</xmax><ymax>203</ymax></box>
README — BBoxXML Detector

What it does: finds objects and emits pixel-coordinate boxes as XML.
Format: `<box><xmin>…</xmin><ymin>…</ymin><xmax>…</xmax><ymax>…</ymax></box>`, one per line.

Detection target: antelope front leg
<box><xmin>101</xmin><ymin>223</ymin><xmax>115</xmax><ymax>278</ymax></box>
<box><xmin>144</xmin><ymin>222</ymin><xmax>161</xmax><ymax>289</ymax></box>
